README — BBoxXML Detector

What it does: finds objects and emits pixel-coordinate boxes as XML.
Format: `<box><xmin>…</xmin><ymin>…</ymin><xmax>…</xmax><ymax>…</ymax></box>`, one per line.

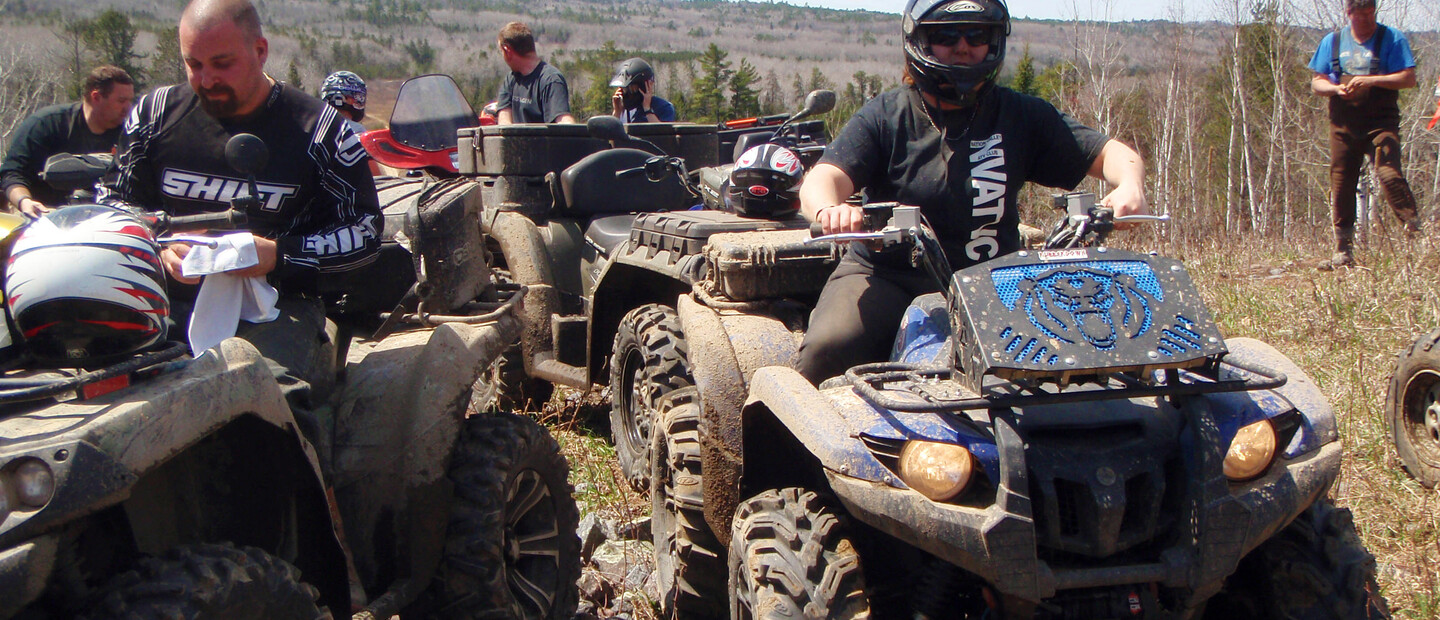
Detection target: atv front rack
<box><xmin>0</xmin><ymin>340</ymin><xmax>189</xmax><ymax>404</ymax></box>
<box><xmin>844</xmin><ymin>356</ymin><xmax>1287</xmax><ymax>413</ymax></box>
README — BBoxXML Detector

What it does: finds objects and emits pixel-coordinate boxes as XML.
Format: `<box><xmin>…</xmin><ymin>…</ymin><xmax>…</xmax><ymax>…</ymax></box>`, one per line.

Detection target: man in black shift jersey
<box><xmin>797</xmin><ymin>0</ymin><xmax>1148</xmax><ymax>384</ymax></box>
<box><xmin>2</xmin><ymin>65</ymin><xmax>134</xmax><ymax>217</ymax></box>
<box><xmin>99</xmin><ymin>0</ymin><xmax>380</xmax><ymax>426</ymax></box>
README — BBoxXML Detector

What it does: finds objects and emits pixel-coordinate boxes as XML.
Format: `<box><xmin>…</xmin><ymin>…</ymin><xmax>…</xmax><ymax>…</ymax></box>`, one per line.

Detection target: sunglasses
<box><xmin>325</xmin><ymin>92</ymin><xmax>367</xmax><ymax>109</ymax></box>
<box><xmin>926</xmin><ymin>26</ymin><xmax>991</xmax><ymax>48</ymax></box>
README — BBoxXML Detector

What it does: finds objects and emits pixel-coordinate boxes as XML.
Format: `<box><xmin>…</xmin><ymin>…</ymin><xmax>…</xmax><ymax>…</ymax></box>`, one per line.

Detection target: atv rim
<box><xmin>1402</xmin><ymin>369</ymin><xmax>1440</xmax><ymax>468</ymax></box>
<box><xmin>619</xmin><ymin>346</ymin><xmax>650</xmax><ymax>456</ymax></box>
<box><xmin>506</xmin><ymin>468</ymin><xmax>564</xmax><ymax>616</ymax></box>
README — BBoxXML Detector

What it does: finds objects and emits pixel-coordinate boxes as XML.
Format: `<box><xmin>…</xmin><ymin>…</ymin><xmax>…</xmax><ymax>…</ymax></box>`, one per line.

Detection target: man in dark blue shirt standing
<box><xmin>495</xmin><ymin>22</ymin><xmax>575</xmax><ymax>125</ymax></box>
<box><xmin>1307</xmin><ymin>0</ymin><xmax>1420</xmax><ymax>270</ymax></box>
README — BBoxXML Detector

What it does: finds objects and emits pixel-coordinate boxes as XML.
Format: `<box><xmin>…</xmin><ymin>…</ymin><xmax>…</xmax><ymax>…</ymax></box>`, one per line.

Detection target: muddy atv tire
<box><xmin>609</xmin><ymin>303</ymin><xmax>691</xmax><ymax>491</ymax></box>
<box><xmin>471</xmin><ymin>344</ymin><xmax>554</xmax><ymax>413</ymax></box>
<box><xmin>1204</xmin><ymin>501</ymin><xmax>1388</xmax><ymax>620</ymax></box>
<box><xmin>85</xmin><ymin>543</ymin><xmax>328</xmax><ymax>619</ymax></box>
<box><xmin>652</xmin><ymin>388</ymin><xmax>728</xmax><ymax>619</ymax></box>
<box><xmin>728</xmin><ymin>488</ymin><xmax>870</xmax><ymax>620</ymax></box>
<box><xmin>429</xmin><ymin>413</ymin><xmax>581</xmax><ymax>619</ymax></box>
<box><xmin>1386</xmin><ymin>328</ymin><xmax>1440</xmax><ymax>488</ymax></box>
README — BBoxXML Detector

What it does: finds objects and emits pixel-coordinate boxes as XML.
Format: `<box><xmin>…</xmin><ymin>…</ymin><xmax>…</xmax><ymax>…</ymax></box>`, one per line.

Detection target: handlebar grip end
<box><xmin>810</xmin><ymin>221</ymin><xmax>824</xmax><ymax>238</ymax></box>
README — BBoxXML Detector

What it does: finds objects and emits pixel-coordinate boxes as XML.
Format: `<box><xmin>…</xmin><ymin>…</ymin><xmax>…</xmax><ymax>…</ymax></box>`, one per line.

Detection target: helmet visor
<box><xmin>922</xmin><ymin>25</ymin><xmax>992</xmax><ymax>48</ymax></box>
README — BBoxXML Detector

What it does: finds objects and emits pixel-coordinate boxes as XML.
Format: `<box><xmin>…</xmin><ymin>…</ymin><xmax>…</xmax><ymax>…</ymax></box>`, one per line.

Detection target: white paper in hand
<box><xmin>180</xmin><ymin>232</ymin><xmax>259</xmax><ymax>278</ymax></box>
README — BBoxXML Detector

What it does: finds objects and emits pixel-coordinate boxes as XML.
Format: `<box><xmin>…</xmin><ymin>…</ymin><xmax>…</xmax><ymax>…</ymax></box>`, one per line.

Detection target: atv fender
<box><xmin>483</xmin><ymin>210</ymin><xmax>580</xmax><ymax>386</ymax></box>
<box><xmin>0</xmin><ymin>338</ymin><xmax>349</xmax><ymax>614</ymax></box>
<box><xmin>329</xmin><ymin>316</ymin><xmax>520</xmax><ymax>596</ymax></box>
<box><xmin>585</xmin><ymin>251</ymin><xmax>694</xmax><ymax>384</ymax></box>
<box><xmin>1222</xmin><ymin>338</ymin><xmax>1337</xmax><ymax>449</ymax></box>
<box><xmin>675</xmin><ymin>294</ymin><xmax>801</xmax><ymax>545</ymax></box>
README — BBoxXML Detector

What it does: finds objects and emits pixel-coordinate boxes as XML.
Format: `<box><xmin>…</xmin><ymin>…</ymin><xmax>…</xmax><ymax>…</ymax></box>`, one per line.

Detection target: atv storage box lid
<box><xmin>705</xmin><ymin>229</ymin><xmax>840</xmax><ymax>302</ymax></box>
<box><xmin>629</xmin><ymin>210</ymin><xmax>807</xmax><ymax>261</ymax></box>
<box><xmin>459</xmin><ymin>123</ymin><xmax>719</xmax><ymax>176</ymax></box>
<box><xmin>628</xmin><ymin>210</ymin><xmax>841</xmax><ymax>301</ymax></box>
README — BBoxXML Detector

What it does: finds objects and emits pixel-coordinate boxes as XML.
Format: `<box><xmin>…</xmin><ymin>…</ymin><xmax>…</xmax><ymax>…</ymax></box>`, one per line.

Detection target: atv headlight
<box><xmin>1224</xmin><ymin>420</ymin><xmax>1277</xmax><ymax>481</ymax></box>
<box><xmin>14</xmin><ymin>459</ymin><xmax>55</xmax><ymax>508</ymax></box>
<box><xmin>898</xmin><ymin>441</ymin><xmax>973</xmax><ymax>502</ymax></box>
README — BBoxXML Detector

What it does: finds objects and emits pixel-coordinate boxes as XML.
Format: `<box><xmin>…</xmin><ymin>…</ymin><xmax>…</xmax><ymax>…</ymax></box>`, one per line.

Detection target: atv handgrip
<box><xmin>166</xmin><ymin>209</ymin><xmax>247</xmax><ymax>233</ymax></box>
<box><xmin>810</xmin><ymin>221</ymin><xmax>824</xmax><ymax>238</ymax></box>
<box><xmin>143</xmin><ymin>209</ymin><xmax>248</xmax><ymax>234</ymax></box>
<box><xmin>843</xmin><ymin>357</ymin><xmax>1288</xmax><ymax>413</ymax></box>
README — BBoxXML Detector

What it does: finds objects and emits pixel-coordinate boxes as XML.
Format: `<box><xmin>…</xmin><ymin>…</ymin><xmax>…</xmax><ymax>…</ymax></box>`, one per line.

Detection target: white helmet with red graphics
<box><xmin>723</xmin><ymin>143</ymin><xmax>804</xmax><ymax>220</ymax></box>
<box><xmin>5</xmin><ymin>205</ymin><xmax>169</xmax><ymax>367</ymax></box>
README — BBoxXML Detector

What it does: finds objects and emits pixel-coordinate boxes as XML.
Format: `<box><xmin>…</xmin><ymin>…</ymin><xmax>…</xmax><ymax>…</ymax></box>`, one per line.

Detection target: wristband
<box><xmin>643</xmin><ymin>109</ymin><xmax>656</xmax><ymax>117</ymax></box>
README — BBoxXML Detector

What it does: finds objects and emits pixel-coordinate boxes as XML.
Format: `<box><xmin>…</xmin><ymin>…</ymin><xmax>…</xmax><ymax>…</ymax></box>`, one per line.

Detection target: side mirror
<box><xmin>586</xmin><ymin>115</ymin><xmax>629</xmax><ymax>142</ymax></box>
<box><xmin>799</xmin><ymin>90</ymin><xmax>837</xmax><ymax>118</ymax></box>
<box><xmin>224</xmin><ymin>133</ymin><xmax>269</xmax><ymax>212</ymax></box>
<box><xmin>225</xmin><ymin>133</ymin><xmax>269</xmax><ymax>175</ymax></box>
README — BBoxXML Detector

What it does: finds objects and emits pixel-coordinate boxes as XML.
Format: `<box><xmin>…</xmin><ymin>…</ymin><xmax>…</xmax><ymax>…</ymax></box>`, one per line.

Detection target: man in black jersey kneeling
<box><xmin>98</xmin><ymin>0</ymin><xmax>381</xmax><ymax>436</ymax></box>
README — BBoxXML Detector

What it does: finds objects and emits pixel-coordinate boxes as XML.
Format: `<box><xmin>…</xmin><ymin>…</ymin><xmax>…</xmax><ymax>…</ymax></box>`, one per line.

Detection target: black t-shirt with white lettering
<box><xmin>98</xmin><ymin>82</ymin><xmax>381</xmax><ymax>296</ymax></box>
<box><xmin>820</xmin><ymin>85</ymin><xmax>1106</xmax><ymax>270</ymax></box>
<box><xmin>496</xmin><ymin>61</ymin><xmax>572</xmax><ymax>124</ymax></box>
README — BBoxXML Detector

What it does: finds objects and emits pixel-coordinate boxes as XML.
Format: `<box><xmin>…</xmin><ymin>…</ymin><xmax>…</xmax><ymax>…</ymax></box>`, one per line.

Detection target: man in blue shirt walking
<box><xmin>1307</xmin><ymin>0</ymin><xmax>1419</xmax><ymax>269</ymax></box>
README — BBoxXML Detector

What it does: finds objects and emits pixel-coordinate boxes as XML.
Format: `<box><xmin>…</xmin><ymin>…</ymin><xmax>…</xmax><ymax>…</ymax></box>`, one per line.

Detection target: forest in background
<box><xmin>0</xmin><ymin>0</ymin><xmax>1438</xmax><ymax>247</ymax></box>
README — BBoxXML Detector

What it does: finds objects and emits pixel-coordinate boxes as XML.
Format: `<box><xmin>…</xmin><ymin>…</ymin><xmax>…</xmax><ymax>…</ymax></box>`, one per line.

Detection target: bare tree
<box><xmin>0</xmin><ymin>43</ymin><xmax>65</xmax><ymax>153</ymax></box>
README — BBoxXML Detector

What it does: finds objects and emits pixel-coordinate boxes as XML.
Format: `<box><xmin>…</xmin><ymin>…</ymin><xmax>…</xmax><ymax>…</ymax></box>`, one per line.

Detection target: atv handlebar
<box><xmin>1043</xmin><ymin>204</ymin><xmax>1169</xmax><ymax>250</ymax></box>
<box><xmin>141</xmin><ymin>209</ymin><xmax>248</xmax><ymax>235</ymax></box>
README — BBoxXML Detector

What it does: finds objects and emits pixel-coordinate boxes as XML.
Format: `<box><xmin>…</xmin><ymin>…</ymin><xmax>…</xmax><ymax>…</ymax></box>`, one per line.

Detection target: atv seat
<box><xmin>584</xmin><ymin>214</ymin><xmax>638</xmax><ymax>255</ymax></box>
<box><xmin>556</xmin><ymin>148</ymin><xmax>693</xmax><ymax>216</ymax></box>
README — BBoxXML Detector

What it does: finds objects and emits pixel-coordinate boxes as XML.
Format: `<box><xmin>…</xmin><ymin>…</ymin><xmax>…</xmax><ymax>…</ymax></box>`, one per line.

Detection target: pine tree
<box><xmin>83</xmin><ymin>10</ymin><xmax>145</xmax><ymax>82</ymax></box>
<box><xmin>760</xmin><ymin>70</ymin><xmax>784</xmax><ymax>115</ymax></box>
<box><xmin>1012</xmin><ymin>43</ymin><xmax>1037</xmax><ymax>96</ymax></box>
<box><xmin>286</xmin><ymin>59</ymin><xmax>304</xmax><ymax>91</ymax></box>
<box><xmin>150</xmin><ymin>27</ymin><xmax>185</xmax><ymax>87</ymax></box>
<box><xmin>729</xmin><ymin>58</ymin><xmax>761</xmax><ymax>119</ymax></box>
<box><xmin>692</xmin><ymin>43</ymin><xmax>733</xmax><ymax>123</ymax></box>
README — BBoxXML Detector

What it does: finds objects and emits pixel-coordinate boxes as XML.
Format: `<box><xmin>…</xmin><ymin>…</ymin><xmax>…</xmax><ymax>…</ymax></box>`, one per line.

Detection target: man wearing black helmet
<box><xmin>610</xmin><ymin>57</ymin><xmax>676</xmax><ymax>123</ymax></box>
<box><xmin>796</xmin><ymin>0</ymin><xmax>1148</xmax><ymax>385</ymax></box>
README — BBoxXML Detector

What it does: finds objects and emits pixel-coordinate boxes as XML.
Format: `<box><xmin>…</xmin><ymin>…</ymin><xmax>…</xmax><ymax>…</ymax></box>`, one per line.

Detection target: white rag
<box><xmin>180</xmin><ymin>232</ymin><xmax>281</xmax><ymax>356</ymax></box>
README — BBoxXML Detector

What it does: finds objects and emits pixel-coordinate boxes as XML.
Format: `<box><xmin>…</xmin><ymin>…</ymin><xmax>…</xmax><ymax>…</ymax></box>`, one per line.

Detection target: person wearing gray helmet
<box><xmin>795</xmin><ymin>0</ymin><xmax>1148</xmax><ymax>385</ymax></box>
<box><xmin>610</xmin><ymin>57</ymin><xmax>675</xmax><ymax>123</ymax></box>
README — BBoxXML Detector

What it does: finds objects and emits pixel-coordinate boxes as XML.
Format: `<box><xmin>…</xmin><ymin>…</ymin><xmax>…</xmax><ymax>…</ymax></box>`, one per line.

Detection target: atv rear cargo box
<box><xmin>459</xmin><ymin>123</ymin><xmax>719</xmax><ymax>177</ymax></box>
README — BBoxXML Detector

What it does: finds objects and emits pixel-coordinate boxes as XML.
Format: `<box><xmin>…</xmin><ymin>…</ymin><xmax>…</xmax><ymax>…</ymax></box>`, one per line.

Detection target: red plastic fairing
<box><xmin>359</xmin><ymin>128</ymin><xmax>458</xmax><ymax>172</ymax></box>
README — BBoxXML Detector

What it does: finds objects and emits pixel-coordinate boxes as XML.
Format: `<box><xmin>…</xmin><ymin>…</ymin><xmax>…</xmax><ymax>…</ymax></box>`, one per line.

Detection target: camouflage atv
<box><xmin>1385</xmin><ymin>328</ymin><xmax>1440</xmax><ymax>488</ymax></box>
<box><xmin>648</xmin><ymin>199</ymin><xmax>1387</xmax><ymax>619</ymax></box>
<box><xmin>454</xmin><ymin>90</ymin><xmax>835</xmax><ymax>491</ymax></box>
<box><xmin>0</xmin><ymin>105</ymin><xmax>580</xmax><ymax>618</ymax></box>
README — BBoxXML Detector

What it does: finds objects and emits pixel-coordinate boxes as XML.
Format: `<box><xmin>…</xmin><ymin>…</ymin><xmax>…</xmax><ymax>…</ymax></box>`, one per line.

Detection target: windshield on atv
<box><xmin>388</xmin><ymin>74</ymin><xmax>478</xmax><ymax>152</ymax></box>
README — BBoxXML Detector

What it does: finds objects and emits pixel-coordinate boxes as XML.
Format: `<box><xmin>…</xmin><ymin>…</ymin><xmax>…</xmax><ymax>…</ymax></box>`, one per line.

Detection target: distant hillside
<box><xmin>0</xmin><ymin>0</ymin><xmax>1254</xmax><ymax>110</ymax></box>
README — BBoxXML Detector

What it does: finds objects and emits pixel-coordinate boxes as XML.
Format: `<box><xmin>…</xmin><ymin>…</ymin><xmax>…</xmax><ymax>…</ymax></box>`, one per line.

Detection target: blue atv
<box><xmin>650</xmin><ymin>198</ymin><xmax>1387</xmax><ymax>618</ymax></box>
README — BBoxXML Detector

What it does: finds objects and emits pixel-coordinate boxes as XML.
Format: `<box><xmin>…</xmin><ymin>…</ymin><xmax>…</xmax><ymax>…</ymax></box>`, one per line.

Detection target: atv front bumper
<box><xmin>826</xmin><ymin>440</ymin><xmax>1341</xmax><ymax>604</ymax></box>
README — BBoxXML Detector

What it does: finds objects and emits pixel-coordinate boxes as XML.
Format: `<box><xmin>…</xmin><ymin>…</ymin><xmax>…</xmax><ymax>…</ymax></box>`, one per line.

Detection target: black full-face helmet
<box><xmin>903</xmin><ymin>0</ymin><xmax>1011</xmax><ymax>107</ymax></box>
<box><xmin>609</xmin><ymin>58</ymin><xmax>656</xmax><ymax>89</ymax></box>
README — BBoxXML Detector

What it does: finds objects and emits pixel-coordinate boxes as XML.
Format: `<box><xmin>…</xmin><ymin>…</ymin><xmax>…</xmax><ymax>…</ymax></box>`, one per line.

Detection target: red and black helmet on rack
<box><xmin>723</xmin><ymin>143</ymin><xmax>804</xmax><ymax>220</ymax></box>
